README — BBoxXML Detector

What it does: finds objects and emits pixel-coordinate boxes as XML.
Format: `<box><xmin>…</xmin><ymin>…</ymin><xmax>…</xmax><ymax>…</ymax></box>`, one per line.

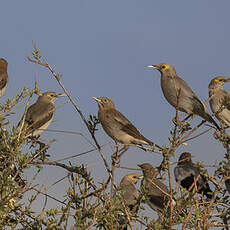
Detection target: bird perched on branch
<box><xmin>119</xmin><ymin>173</ymin><xmax>142</xmax><ymax>230</ymax></box>
<box><xmin>138</xmin><ymin>163</ymin><xmax>175</xmax><ymax>213</ymax></box>
<box><xmin>19</xmin><ymin>92</ymin><xmax>66</xmax><ymax>137</ymax></box>
<box><xmin>148</xmin><ymin>63</ymin><xmax>220</xmax><ymax>130</ymax></box>
<box><xmin>0</xmin><ymin>58</ymin><xmax>9</xmax><ymax>97</ymax></box>
<box><xmin>93</xmin><ymin>97</ymin><xmax>158</xmax><ymax>157</ymax></box>
<box><xmin>174</xmin><ymin>152</ymin><xmax>213</xmax><ymax>199</ymax></box>
<box><xmin>208</xmin><ymin>77</ymin><xmax>230</xmax><ymax>127</ymax></box>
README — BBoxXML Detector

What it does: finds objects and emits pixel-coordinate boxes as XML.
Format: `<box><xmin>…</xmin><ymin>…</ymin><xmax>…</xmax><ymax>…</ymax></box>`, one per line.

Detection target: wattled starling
<box><xmin>0</xmin><ymin>58</ymin><xmax>8</xmax><ymax>97</ymax></box>
<box><xmin>174</xmin><ymin>152</ymin><xmax>213</xmax><ymax>199</ymax></box>
<box><xmin>208</xmin><ymin>77</ymin><xmax>230</xmax><ymax>127</ymax></box>
<box><xmin>93</xmin><ymin>97</ymin><xmax>157</xmax><ymax>151</ymax></box>
<box><xmin>19</xmin><ymin>92</ymin><xmax>66</xmax><ymax>137</ymax></box>
<box><xmin>119</xmin><ymin>173</ymin><xmax>142</xmax><ymax>229</ymax></box>
<box><xmin>148</xmin><ymin>63</ymin><xmax>220</xmax><ymax>130</ymax></box>
<box><xmin>138</xmin><ymin>163</ymin><xmax>175</xmax><ymax>213</ymax></box>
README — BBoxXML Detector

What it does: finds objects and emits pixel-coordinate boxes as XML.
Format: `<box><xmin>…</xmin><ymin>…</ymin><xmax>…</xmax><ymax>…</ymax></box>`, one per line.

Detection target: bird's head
<box><xmin>138</xmin><ymin>163</ymin><xmax>156</xmax><ymax>178</ymax></box>
<box><xmin>0</xmin><ymin>58</ymin><xmax>8</xmax><ymax>71</ymax></box>
<box><xmin>40</xmin><ymin>92</ymin><xmax>66</xmax><ymax>103</ymax></box>
<box><xmin>92</xmin><ymin>96</ymin><xmax>115</xmax><ymax>109</ymax></box>
<box><xmin>120</xmin><ymin>173</ymin><xmax>143</xmax><ymax>185</ymax></box>
<box><xmin>147</xmin><ymin>63</ymin><xmax>176</xmax><ymax>74</ymax></box>
<box><xmin>178</xmin><ymin>152</ymin><xmax>193</xmax><ymax>165</ymax></box>
<box><xmin>208</xmin><ymin>77</ymin><xmax>230</xmax><ymax>89</ymax></box>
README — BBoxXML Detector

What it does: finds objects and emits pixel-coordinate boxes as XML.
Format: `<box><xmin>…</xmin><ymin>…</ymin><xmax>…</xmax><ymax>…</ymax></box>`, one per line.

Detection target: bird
<box><xmin>118</xmin><ymin>173</ymin><xmax>143</xmax><ymax>229</ymax></box>
<box><xmin>174</xmin><ymin>152</ymin><xmax>213</xmax><ymax>199</ymax></box>
<box><xmin>93</xmin><ymin>97</ymin><xmax>158</xmax><ymax>154</ymax></box>
<box><xmin>0</xmin><ymin>58</ymin><xmax>9</xmax><ymax>97</ymax></box>
<box><xmin>19</xmin><ymin>92</ymin><xmax>66</xmax><ymax>137</ymax></box>
<box><xmin>148</xmin><ymin>63</ymin><xmax>220</xmax><ymax>130</ymax></box>
<box><xmin>138</xmin><ymin>163</ymin><xmax>175</xmax><ymax>213</ymax></box>
<box><xmin>208</xmin><ymin>77</ymin><xmax>230</xmax><ymax>127</ymax></box>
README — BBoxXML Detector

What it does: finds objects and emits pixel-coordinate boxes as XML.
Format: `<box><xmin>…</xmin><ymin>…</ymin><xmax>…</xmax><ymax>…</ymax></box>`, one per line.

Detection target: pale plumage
<box><xmin>0</xmin><ymin>58</ymin><xmax>8</xmax><ymax>97</ymax></box>
<box><xmin>208</xmin><ymin>77</ymin><xmax>230</xmax><ymax>127</ymax></box>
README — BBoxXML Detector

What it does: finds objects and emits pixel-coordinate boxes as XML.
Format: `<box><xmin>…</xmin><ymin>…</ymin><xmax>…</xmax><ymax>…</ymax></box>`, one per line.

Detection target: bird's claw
<box><xmin>111</xmin><ymin>153</ymin><xmax>120</xmax><ymax>166</ymax></box>
<box><xmin>172</xmin><ymin>117</ymin><xmax>183</xmax><ymax>129</ymax></box>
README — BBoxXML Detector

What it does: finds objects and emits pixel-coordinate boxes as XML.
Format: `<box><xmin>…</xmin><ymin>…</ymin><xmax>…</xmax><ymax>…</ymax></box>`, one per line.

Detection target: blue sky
<box><xmin>1</xmin><ymin>0</ymin><xmax>230</xmax><ymax>226</ymax></box>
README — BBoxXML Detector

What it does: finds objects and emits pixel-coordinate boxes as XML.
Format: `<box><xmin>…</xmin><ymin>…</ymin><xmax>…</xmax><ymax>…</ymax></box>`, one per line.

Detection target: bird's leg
<box><xmin>111</xmin><ymin>141</ymin><xmax>119</xmax><ymax>165</ymax></box>
<box><xmin>28</xmin><ymin>136</ymin><xmax>40</xmax><ymax>148</ymax></box>
<box><xmin>182</xmin><ymin>114</ymin><xmax>192</xmax><ymax>123</ymax></box>
<box><xmin>113</xmin><ymin>141</ymin><xmax>119</xmax><ymax>156</ymax></box>
<box><xmin>118</xmin><ymin>145</ymin><xmax>129</xmax><ymax>158</ymax></box>
<box><xmin>173</xmin><ymin>89</ymin><xmax>183</xmax><ymax>127</ymax></box>
<box><xmin>173</xmin><ymin>114</ymin><xmax>193</xmax><ymax>130</ymax></box>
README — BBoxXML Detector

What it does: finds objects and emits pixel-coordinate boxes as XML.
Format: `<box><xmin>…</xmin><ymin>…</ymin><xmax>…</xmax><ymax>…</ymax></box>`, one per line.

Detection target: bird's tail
<box><xmin>142</xmin><ymin>137</ymin><xmax>162</xmax><ymax>150</ymax></box>
<box><xmin>201</xmin><ymin>112</ymin><xmax>220</xmax><ymax>131</ymax></box>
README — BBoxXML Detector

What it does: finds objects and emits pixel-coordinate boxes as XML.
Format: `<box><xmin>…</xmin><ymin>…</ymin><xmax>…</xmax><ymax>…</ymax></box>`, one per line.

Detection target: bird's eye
<box><xmin>103</xmin><ymin>99</ymin><xmax>107</xmax><ymax>103</ymax></box>
<box><xmin>162</xmin><ymin>65</ymin><xmax>166</xmax><ymax>69</ymax></box>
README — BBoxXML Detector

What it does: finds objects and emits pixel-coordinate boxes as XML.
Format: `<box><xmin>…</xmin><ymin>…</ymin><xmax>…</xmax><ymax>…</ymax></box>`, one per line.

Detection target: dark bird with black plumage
<box><xmin>174</xmin><ymin>152</ymin><xmax>213</xmax><ymax>199</ymax></box>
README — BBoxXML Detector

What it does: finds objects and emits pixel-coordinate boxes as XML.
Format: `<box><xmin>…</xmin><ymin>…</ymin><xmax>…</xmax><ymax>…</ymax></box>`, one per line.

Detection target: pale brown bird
<box><xmin>138</xmin><ymin>163</ymin><xmax>175</xmax><ymax>213</ymax></box>
<box><xmin>208</xmin><ymin>77</ymin><xmax>230</xmax><ymax>127</ymax></box>
<box><xmin>19</xmin><ymin>92</ymin><xmax>66</xmax><ymax>137</ymax></box>
<box><xmin>93</xmin><ymin>97</ymin><xmax>158</xmax><ymax>154</ymax></box>
<box><xmin>148</xmin><ymin>63</ymin><xmax>220</xmax><ymax>130</ymax></box>
<box><xmin>0</xmin><ymin>58</ymin><xmax>9</xmax><ymax>97</ymax></box>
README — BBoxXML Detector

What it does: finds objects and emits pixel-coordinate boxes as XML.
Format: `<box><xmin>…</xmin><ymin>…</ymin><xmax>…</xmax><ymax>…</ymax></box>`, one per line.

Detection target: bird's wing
<box><xmin>147</xmin><ymin>195</ymin><xmax>165</xmax><ymax>210</ymax></box>
<box><xmin>174</xmin><ymin>164</ymin><xmax>199</xmax><ymax>182</ymax></box>
<box><xmin>145</xmin><ymin>178</ymin><xmax>169</xmax><ymax>196</ymax></box>
<box><xmin>113</xmin><ymin>110</ymin><xmax>152</xmax><ymax>143</ymax></box>
<box><xmin>145</xmin><ymin>178</ymin><xmax>169</xmax><ymax>210</ymax></box>
<box><xmin>188</xmin><ymin>163</ymin><xmax>208</xmax><ymax>186</ymax></box>
<box><xmin>174</xmin><ymin>166</ymin><xmax>182</xmax><ymax>182</ymax></box>
<box><xmin>222</xmin><ymin>91</ymin><xmax>230</xmax><ymax>111</ymax></box>
<box><xmin>24</xmin><ymin>102</ymin><xmax>55</xmax><ymax>132</ymax></box>
<box><xmin>175</xmin><ymin>77</ymin><xmax>206</xmax><ymax>111</ymax></box>
<box><xmin>0</xmin><ymin>72</ymin><xmax>8</xmax><ymax>89</ymax></box>
<box><xmin>175</xmin><ymin>77</ymin><xmax>198</xmax><ymax>98</ymax></box>
<box><xmin>122</xmin><ymin>184</ymin><xmax>139</xmax><ymax>207</ymax></box>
